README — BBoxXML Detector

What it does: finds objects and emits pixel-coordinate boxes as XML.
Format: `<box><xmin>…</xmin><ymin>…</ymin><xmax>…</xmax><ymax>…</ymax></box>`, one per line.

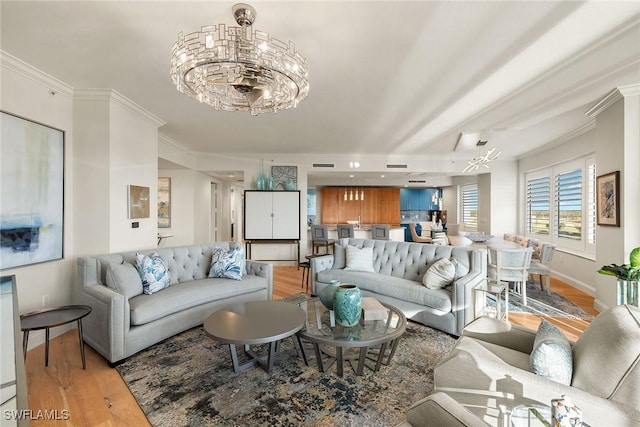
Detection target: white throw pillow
<box><xmin>344</xmin><ymin>246</ymin><xmax>375</xmax><ymax>272</ymax></box>
<box><xmin>423</xmin><ymin>258</ymin><xmax>457</xmax><ymax>289</ymax></box>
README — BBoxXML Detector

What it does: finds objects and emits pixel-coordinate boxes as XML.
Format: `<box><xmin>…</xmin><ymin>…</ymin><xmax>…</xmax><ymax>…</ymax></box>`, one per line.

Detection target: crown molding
<box><xmin>517</xmin><ymin>119</ymin><xmax>596</xmax><ymax>160</ymax></box>
<box><xmin>585</xmin><ymin>83</ymin><xmax>640</xmax><ymax>117</ymax></box>
<box><xmin>74</xmin><ymin>88</ymin><xmax>165</xmax><ymax>127</ymax></box>
<box><xmin>0</xmin><ymin>50</ymin><xmax>74</xmax><ymax>98</ymax></box>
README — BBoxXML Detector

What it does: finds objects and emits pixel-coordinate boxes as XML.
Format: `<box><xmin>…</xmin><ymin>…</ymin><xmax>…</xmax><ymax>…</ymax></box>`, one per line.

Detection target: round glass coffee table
<box><xmin>204</xmin><ymin>300</ymin><xmax>306</xmax><ymax>374</ymax></box>
<box><xmin>297</xmin><ymin>298</ymin><xmax>406</xmax><ymax>376</ymax></box>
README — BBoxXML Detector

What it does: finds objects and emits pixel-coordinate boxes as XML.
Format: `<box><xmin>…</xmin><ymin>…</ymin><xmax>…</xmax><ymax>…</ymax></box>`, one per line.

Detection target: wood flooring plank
<box><xmin>25</xmin><ymin>265</ymin><xmax>597</xmax><ymax>426</ymax></box>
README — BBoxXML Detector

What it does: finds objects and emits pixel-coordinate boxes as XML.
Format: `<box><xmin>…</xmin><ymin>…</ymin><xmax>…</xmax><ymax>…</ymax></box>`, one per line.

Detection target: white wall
<box><xmin>157</xmin><ymin>168</ymin><xmax>212</xmax><ymax>247</ymax></box>
<box><xmin>1</xmin><ymin>53</ymin><xmax>164</xmax><ymax>350</ymax></box>
<box><xmin>1</xmin><ymin>53</ymin><xmax>76</xmax><ymax>344</ymax></box>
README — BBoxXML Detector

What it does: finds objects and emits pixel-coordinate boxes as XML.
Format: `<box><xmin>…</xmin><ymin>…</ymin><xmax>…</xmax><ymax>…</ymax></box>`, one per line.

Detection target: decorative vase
<box><xmin>617</xmin><ymin>279</ymin><xmax>639</xmax><ymax>307</ymax></box>
<box><xmin>333</xmin><ymin>284</ymin><xmax>362</xmax><ymax>327</ymax></box>
<box><xmin>256</xmin><ymin>158</ymin><xmax>268</xmax><ymax>190</ymax></box>
<box><xmin>319</xmin><ymin>280</ymin><xmax>340</xmax><ymax>310</ymax></box>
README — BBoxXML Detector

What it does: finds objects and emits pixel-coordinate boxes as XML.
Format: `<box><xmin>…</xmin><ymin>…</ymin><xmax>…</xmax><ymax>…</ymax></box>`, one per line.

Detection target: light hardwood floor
<box><xmin>25</xmin><ymin>268</ymin><xmax>597</xmax><ymax>426</ymax></box>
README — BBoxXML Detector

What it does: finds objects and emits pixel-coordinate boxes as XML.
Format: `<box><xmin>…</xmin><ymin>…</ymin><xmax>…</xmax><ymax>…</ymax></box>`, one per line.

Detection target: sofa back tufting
<box><xmin>338</xmin><ymin>238</ymin><xmax>472</xmax><ymax>282</ymax></box>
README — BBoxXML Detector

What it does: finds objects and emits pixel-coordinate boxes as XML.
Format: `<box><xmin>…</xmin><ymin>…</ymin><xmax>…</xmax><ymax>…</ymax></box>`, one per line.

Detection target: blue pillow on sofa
<box><xmin>208</xmin><ymin>246</ymin><xmax>244</xmax><ymax>281</ymax></box>
<box><xmin>135</xmin><ymin>252</ymin><xmax>170</xmax><ymax>295</ymax></box>
<box><xmin>530</xmin><ymin>319</ymin><xmax>573</xmax><ymax>385</ymax></box>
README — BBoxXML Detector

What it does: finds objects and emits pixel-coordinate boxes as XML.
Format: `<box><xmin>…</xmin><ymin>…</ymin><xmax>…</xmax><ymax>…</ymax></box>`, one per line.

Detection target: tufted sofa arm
<box><xmin>246</xmin><ymin>260</ymin><xmax>273</xmax><ymax>300</ymax></box>
<box><xmin>310</xmin><ymin>254</ymin><xmax>335</xmax><ymax>294</ymax></box>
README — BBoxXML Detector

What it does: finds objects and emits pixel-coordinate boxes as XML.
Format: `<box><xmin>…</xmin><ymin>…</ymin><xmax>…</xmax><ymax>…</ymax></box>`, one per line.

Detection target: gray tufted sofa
<box><xmin>311</xmin><ymin>239</ymin><xmax>487</xmax><ymax>336</ymax></box>
<box><xmin>74</xmin><ymin>242</ymin><xmax>272</xmax><ymax>364</ymax></box>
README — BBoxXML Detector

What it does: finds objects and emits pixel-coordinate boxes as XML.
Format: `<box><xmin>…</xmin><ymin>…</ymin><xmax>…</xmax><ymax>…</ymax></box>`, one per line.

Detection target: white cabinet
<box><xmin>244</xmin><ymin>191</ymin><xmax>300</xmax><ymax>240</ymax></box>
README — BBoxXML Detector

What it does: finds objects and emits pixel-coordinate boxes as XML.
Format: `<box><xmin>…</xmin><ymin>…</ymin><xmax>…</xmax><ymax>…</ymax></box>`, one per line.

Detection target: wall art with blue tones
<box><xmin>1</xmin><ymin>112</ymin><xmax>64</xmax><ymax>269</ymax></box>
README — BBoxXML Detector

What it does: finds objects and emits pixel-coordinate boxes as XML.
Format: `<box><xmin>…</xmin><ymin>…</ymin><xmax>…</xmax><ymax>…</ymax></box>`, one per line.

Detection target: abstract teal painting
<box><xmin>0</xmin><ymin>112</ymin><xmax>64</xmax><ymax>269</ymax></box>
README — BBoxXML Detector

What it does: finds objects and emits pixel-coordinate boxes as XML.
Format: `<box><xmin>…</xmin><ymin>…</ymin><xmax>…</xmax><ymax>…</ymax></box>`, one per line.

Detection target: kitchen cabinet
<box><xmin>320</xmin><ymin>187</ymin><xmax>400</xmax><ymax>225</ymax></box>
<box><xmin>400</xmin><ymin>188</ymin><xmax>440</xmax><ymax>210</ymax></box>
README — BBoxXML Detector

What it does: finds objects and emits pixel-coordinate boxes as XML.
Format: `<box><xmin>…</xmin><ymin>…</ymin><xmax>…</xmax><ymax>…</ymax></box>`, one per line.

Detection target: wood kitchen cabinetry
<box><xmin>321</xmin><ymin>187</ymin><xmax>400</xmax><ymax>225</ymax></box>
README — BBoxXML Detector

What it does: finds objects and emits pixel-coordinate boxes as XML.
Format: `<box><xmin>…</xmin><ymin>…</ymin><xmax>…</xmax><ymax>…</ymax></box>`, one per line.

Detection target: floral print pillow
<box><xmin>208</xmin><ymin>246</ymin><xmax>244</xmax><ymax>281</ymax></box>
<box><xmin>135</xmin><ymin>252</ymin><xmax>170</xmax><ymax>295</ymax></box>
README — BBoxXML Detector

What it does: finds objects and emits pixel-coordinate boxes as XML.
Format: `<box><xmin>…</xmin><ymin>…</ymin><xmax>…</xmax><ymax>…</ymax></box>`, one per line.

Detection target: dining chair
<box><xmin>371</xmin><ymin>224</ymin><xmax>390</xmax><ymax>240</ymax></box>
<box><xmin>409</xmin><ymin>222</ymin><xmax>432</xmax><ymax>243</ymax></box>
<box><xmin>488</xmin><ymin>247</ymin><xmax>533</xmax><ymax>305</ymax></box>
<box><xmin>336</xmin><ymin>224</ymin><xmax>355</xmax><ymax>239</ymax></box>
<box><xmin>431</xmin><ymin>232</ymin><xmax>449</xmax><ymax>245</ymax></box>
<box><xmin>528</xmin><ymin>243</ymin><xmax>556</xmax><ymax>295</ymax></box>
<box><xmin>310</xmin><ymin>225</ymin><xmax>335</xmax><ymax>254</ymax></box>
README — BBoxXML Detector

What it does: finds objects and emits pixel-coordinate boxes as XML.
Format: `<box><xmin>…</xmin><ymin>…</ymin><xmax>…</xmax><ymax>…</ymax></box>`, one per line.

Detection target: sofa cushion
<box><xmin>333</xmin><ymin>243</ymin><xmax>346</xmax><ymax>269</ymax></box>
<box><xmin>423</xmin><ymin>258</ymin><xmax>457</xmax><ymax>289</ymax></box>
<box><xmin>530</xmin><ymin>319</ymin><xmax>573</xmax><ymax>385</ymax></box>
<box><xmin>572</xmin><ymin>304</ymin><xmax>640</xmax><ymax>403</ymax></box>
<box><xmin>129</xmin><ymin>275</ymin><xmax>267</xmax><ymax>325</ymax></box>
<box><xmin>135</xmin><ymin>252</ymin><xmax>170</xmax><ymax>295</ymax></box>
<box><xmin>317</xmin><ymin>270</ymin><xmax>452</xmax><ymax>312</ymax></box>
<box><xmin>344</xmin><ymin>245</ymin><xmax>375</xmax><ymax>272</ymax></box>
<box><xmin>105</xmin><ymin>261</ymin><xmax>143</xmax><ymax>299</ymax></box>
<box><xmin>208</xmin><ymin>245</ymin><xmax>244</xmax><ymax>280</ymax></box>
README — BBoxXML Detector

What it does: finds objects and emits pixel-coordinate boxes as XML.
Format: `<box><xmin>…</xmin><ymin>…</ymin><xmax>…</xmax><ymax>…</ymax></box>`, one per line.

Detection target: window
<box><xmin>460</xmin><ymin>184</ymin><xmax>478</xmax><ymax>230</ymax></box>
<box><xmin>526</xmin><ymin>176</ymin><xmax>550</xmax><ymax>235</ymax></box>
<box><xmin>555</xmin><ymin>168</ymin><xmax>582</xmax><ymax>240</ymax></box>
<box><xmin>524</xmin><ymin>154</ymin><xmax>595</xmax><ymax>254</ymax></box>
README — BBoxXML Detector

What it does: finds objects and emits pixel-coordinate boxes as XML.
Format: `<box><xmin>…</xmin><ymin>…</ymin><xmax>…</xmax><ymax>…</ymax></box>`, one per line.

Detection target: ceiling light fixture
<box><xmin>170</xmin><ymin>3</ymin><xmax>309</xmax><ymax>115</ymax></box>
<box><xmin>349</xmin><ymin>162</ymin><xmax>360</xmax><ymax>168</ymax></box>
<box><xmin>462</xmin><ymin>145</ymin><xmax>502</xmax><ymax>173</ymax></box>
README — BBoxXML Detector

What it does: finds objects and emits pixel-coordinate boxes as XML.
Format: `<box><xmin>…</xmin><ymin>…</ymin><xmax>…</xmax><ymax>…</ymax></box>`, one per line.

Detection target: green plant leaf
<box><xmin>630</xmin><ymin>247</ymin><xmax>640</xmax><ymax>268</ymax></box>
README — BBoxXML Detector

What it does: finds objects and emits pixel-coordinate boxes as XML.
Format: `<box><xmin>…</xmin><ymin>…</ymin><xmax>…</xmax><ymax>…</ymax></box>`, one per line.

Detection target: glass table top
<box><xmin>298</xmin><ymin>297</ymin><xmax>406</xmax><ymax>348</ymax></box>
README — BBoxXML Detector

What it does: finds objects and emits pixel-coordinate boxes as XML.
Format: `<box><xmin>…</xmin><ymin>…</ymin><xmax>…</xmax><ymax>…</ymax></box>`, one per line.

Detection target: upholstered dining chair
<box><xmin>431</xmin><ymin>232</ymin><xmax>449</xmax><ymax>245</ymax></box>
<box><xmin>409</xmin><ymin>222</ymin><xmax>432</xmax><ymax>243</ymax></box>
<box><xmin>371</xmin><ymin>224</ymin><xmax>390</xmax><ymax>240</ymax></box>
<box><xmin>488</xmin><ymin>247</ymin><xmax>533</xmax><ymax>305</ymax></box>
<box><xmin>528</xmin><ymin>242</ymin><xmax>556</xmax><ymax>295</ymax></box>
<box><xmin>310</xmin><ymin>225</ymin><xmax>335</xmax><ymax>254</ymax></box>
<box><xmin>336</xmin><ymin>224</ymin><xmax>355</xmax><ymax>239</ymax></box>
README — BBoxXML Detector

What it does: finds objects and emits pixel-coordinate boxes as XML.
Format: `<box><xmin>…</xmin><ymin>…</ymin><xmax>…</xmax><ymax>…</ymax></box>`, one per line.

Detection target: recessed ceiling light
<box><xmin>380</xmin><ymin>175</ymin><xmax>385</xmax><ymax>178</ymax></box>
<box><xmin>349</xmin><ymin>174</ymin><xmax>355</xmax><ymax>178</ymax></box>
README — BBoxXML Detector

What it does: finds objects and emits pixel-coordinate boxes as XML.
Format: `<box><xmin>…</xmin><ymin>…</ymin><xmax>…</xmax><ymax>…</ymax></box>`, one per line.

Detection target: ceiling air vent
<box><xmin>408</xmin><ymin>180</ymin><xmax>426</xmax><ymax>183</ymax></box>
<box><xmin>386</xmin><ymin>164</ymin><xmax>408</xmax><ymax>169</ymax></box>
<box><xmin>312</xmin><ymin>163</ymin><xmax>335</xmax><ymax>168</ymax></box>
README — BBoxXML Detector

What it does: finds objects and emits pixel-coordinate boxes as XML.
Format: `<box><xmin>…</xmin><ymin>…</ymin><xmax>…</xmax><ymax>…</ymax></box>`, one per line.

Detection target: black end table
<box><xmin>21</xmin><ymin>305</ymin><xmax>92</xmax><ymax>369</ymax></box>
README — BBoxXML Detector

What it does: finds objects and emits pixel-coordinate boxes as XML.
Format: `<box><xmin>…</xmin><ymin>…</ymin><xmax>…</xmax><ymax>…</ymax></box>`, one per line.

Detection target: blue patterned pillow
<box><xmin>135</xmin><ymin>252</ymin><xmax>170</xmax><ymax>295</ymax></box>
<box><xmin>208</xmin><ymin>246</ymin><xmax>244</xmax><ymax>281</ymax></box>
<box><xmin>530</xmin><ymin>319</ymin><xmax>573</xmax><ymax>385</ymax></box>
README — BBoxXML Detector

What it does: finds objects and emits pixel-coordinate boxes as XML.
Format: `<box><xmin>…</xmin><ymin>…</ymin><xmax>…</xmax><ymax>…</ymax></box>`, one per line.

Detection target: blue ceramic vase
<box><xmin>319</xmin><ymin>280</ymin><xmax>340</xmax><ymax>310</ymax></box>
<box><xmin>334</xmin><ymin>284</ymin><xmax>362</xmax><ymax>327</ymax></box>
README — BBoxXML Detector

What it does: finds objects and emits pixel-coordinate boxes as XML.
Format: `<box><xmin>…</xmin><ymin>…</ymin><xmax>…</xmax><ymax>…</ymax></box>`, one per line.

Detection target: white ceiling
<box><xmin>2</xmin><ymin>1</ymin><xmax>640</xmax><ymax>186</ymax></box>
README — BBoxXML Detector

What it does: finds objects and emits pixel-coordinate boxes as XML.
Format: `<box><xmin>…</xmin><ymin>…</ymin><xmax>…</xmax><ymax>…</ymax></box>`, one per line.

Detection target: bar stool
<box><xmin>299</xmin><ymin>260</ymin><xmax>311</xmax><ymax>292</ymax></box>
<box><xmin>310</xmin><ymin>225</ymin><xmax>335</xmax><ymax>254</ymax></box>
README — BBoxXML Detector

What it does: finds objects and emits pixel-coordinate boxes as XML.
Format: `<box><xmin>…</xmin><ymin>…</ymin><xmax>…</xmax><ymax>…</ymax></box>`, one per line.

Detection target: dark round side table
<box><xmin>21</xmin><ymin>305</ymin><xmax>92</xmax><ymax>369</ymax></box>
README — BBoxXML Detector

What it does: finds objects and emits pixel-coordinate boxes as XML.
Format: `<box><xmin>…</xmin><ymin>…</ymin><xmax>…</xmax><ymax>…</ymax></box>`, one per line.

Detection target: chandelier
<box><xmin>170</xmin><ymin>3</ymin><xmax>309</xmax><ymax>115</ymax></box>
<box><xmin>462</xmin><ymin>146</ymin><xmax>502</xmax><ymax>173</ymax></box>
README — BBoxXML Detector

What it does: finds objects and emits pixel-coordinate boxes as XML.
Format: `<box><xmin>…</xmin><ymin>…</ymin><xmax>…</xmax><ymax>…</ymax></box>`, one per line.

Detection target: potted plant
<box><xmin>598</xmin><ymin>247</ymin><xmax>640</xmax><ymax>306</ymax></box>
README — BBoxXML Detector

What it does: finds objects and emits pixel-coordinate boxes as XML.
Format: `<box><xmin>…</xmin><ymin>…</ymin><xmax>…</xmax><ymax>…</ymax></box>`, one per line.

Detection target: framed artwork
<box><xmin>128</xmin><ymin>185</ymin><xmax>150</xmax><ymax>219</ymax></box>
<box><xmin>596</xmin><ymin>171</ymin><xmax>620</xmax><ymax>227</ymax></box>
<box><xmin>271</xmin><ymin>165</ymin><xmax>297</xmax><ymax>190</ymax></box>
<box><xmin>157</xmin><ymin>177</ymin><xmax>171</xmax><ymax>228</ymax></box>
<box><xmin>1</xmin><ymin>111</ymin><xmax>64</xmax><ymax>270</ymax></box>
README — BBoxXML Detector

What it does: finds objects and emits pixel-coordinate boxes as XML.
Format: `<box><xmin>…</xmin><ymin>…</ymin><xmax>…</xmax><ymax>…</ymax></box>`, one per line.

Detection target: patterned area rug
<box><xmin>489</xmin><ymin>280</ymin><xmax>595</xmax><ymax>320</ymax></box>
<box><xmin>117</xmin><ymin>322</ymin><xmax>455</xmax><ymax>426</ymax></box>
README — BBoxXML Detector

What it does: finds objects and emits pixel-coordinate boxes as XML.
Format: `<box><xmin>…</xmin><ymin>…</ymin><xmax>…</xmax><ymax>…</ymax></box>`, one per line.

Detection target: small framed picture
<box><xmin>596</xmin><ymin>171</ymin><xmax>620</xmax><ymax>227</ymax></box>
<box><xmin>128</xmin><ymin>185</ymin><xmax>150</xmax><ymax>219</ymax></box>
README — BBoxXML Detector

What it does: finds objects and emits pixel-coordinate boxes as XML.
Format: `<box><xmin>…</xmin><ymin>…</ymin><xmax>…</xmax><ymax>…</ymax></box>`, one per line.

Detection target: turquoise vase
<box><xmin>319</xmin><ymin>280</ymin><xmax>340</xmax><ymax>310</ymax></box>
<box><xmin>334</xmin><ymin>284</ymin><xmax>362</xmax><ymax>327</ymax></box>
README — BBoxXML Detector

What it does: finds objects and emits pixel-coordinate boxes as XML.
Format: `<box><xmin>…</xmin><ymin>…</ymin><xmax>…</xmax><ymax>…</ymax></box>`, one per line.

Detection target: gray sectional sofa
<box><xmin>74</xmin><ymin>242</ymin><xmax>272</xmax><ymax>364</ymax></box>
<box><xmin>311</xmin><ymin>238</ymin><xmax>487</xmax><ymax>336</ymax></box>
